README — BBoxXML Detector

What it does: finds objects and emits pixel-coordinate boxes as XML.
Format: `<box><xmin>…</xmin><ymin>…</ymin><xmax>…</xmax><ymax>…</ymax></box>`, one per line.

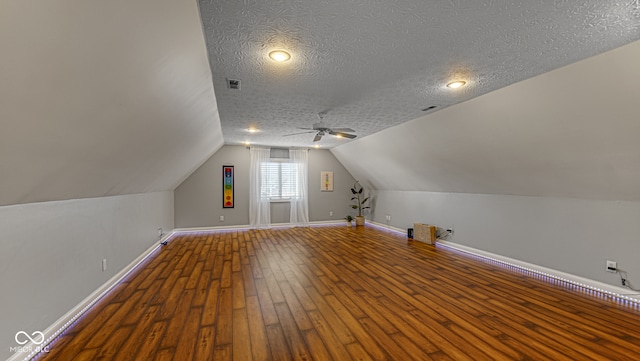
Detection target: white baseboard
<box><xmin>367</xmin><ymin>220</ymin><xmax>639</xmax><ymax>303</ymax></box>
<box><xmin>366</xmin><ymin>220</ymin><xmax>406</xmax><ymax>234</ymax></box>
<box><xmin>174</xmin><ymin>224</ymin><xmax>254</xmax><ymax>232</ymax></box>
<box><xmin>13</xmin><ymin>221</ymin><xmax>637</xmax><ymax>361</ymax></box>
<box><xmin>436</xmin><ymin>240</ymin><xmax>640</xmax><ymax>302</ymax></box>
<box><xmin>174</xmin><ymin>220</ymin><xmax>346</xmax><ymax>233</ymax></box>
<box><xmin>7</xmin><ymin>232</ymin><xmax>175</xmax><ymax>361</ymax></box>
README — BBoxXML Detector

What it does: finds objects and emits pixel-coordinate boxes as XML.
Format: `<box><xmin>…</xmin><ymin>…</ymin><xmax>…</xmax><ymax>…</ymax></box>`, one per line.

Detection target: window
<box><xmin>260</xmin><ymin>160</ymin><xmax>300</xmax><ymax>200</ymax></box>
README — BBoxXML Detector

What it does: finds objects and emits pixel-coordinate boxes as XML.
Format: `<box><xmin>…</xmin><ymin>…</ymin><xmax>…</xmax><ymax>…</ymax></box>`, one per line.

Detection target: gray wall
<box><xmin>0</xmin><ymin>191</ymin><xmax>174</xmax><ymax>360</ymax></box>
<box><xmin>0</xmin><ymin>0</ymin><xmax>224</xmax><ymax>207</ymax></box>
<box><xmin>308</xmin><ymin>148</ymin><xmax>359</xmax><ymax>221</ymax></box>
<box><xmin>372</xmin><ymin>190</ymin><xmax>640</xmax><ymax>288</ymax></box>
<box><xmin>329</xmin><ymin>40</ymin><xmax>640</xmax><ymax>294</ymax></box>
<box><xmin>174</xmin><ymin>145</ymin><xmax>357</xmax><ymax>228</ymax></box>
<box><xmin>174</xmin><ymin>146</ymin><xmax>251</xmax><ymax>227</ymax></box>
<box><xmin>331</xmin><ymin>40</ymin><xmax>640</xmax><ymax>202</ymax></box>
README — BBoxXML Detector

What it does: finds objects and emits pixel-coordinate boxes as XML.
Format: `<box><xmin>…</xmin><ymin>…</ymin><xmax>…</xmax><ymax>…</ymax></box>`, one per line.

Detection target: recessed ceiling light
<box><xmin>313</xmin><ymin>145</ymin><xmax>320</xmax><ymax>149</ymax></box>
<box><xmin>243</xmin><ymin>141</ymin><xmax>251</xmax><ymax>145</ymax></box>
<box><xmin>446</xmin><ymin>80</ymin><xmax>466</xmax><ymax>89</ymax></box>
<box><xmin>269</xmin><ymin>50</ymin><xmax>291</xmax><ymax>62</ymax></box>
<box><xmin>246</xmin><ymin>127</ymin><xmax>259</xmax><ymax>133</ymax></box>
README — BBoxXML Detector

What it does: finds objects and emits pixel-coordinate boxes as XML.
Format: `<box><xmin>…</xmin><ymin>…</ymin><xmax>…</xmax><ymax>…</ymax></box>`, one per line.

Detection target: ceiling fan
<box><xmin>283</xmin><ymin>113</ymin><xmax>357</xmax><ymax>142</ymax></box>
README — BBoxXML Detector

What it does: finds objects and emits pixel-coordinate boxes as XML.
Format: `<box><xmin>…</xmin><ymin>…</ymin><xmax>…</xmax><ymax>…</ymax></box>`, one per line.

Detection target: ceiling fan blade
<box><xmin>329</xmin><ymin>127</ymin><xmax>355</xmax><ymax>133</ymax></box>
<box><xmin>330</xmin><ymin>131</ymin><xmax>357</xmax><ymax>139</ymax></box>
<box><xmin>283</xmin><ymin>130</ymin><xmax>316</xmax><ymax>137</ymax></box>
<box><xmin>313</xmin><ymin>133</ymin><xmax>323</xmax><ymax>142</ymax></box>
<box><xmin>297</xmin><ymin>127</ymin><xmax>316</xmax><ymax>130</ymax></box>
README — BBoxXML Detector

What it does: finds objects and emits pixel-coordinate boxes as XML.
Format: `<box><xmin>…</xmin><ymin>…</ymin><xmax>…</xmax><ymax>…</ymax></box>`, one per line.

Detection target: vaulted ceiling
<box><xmin>1</xmin><ymin>0</ymin><xmax>639</xmax><ymax>207</ymax></box>
<box><xmin>0</xmin><ymin>0</ymin><xmax>223</xmax><ymax>206</ymax></box>
<box><xmin>332</xmin><ymin>39</ymin><xmax>640</xmax><ymax>200</ymax></box>
<box><xmin>199</xmin><ymin>0</ymin><xmax>640</xmax><ymax>148</ymax></box>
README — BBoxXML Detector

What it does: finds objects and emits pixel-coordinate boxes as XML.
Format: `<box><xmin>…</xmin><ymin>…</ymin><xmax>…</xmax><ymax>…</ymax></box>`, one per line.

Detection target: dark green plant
<box><xmin>344</xmin><ymin>215</ymin><xmax>354</xmax><ymax>222</ymax></box>
<box><xmin>350</xmin><ymin>181</ymin><xmax>370</xmax><ymax>217</ymax></box>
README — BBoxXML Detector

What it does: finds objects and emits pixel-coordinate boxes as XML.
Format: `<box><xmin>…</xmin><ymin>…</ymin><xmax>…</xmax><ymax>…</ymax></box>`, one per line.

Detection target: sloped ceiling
<box><xmin>2</xmin><ymin>0</ymin><xmax>638</xmax><ymax>207</ymax></box>
<box><xmin>332</xmin><ymin>39</ymin><xmax>640</xmax><ymax>201</ymax></box>
<box><xmin>0</xmin><ymin>0</ymin><xmax>223</xmax><ymax>206</ymax></box>
<box><xmin>200</xmin><ymin>0</ymin><xmax>640</xmax><ymax>148</ymax></box>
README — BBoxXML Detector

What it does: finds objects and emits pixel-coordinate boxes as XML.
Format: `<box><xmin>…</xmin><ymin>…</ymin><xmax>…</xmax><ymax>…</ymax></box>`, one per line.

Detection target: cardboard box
<box><xmin>413</xmin><ymin>223</ymin><xmax>437</xmax><ymax>244</ymax></box>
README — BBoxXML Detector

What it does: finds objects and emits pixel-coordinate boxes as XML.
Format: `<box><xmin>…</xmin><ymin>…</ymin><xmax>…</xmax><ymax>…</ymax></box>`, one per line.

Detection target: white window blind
<box><xmin>260</xmin><ymin>160</ymin><xmax>300</xmax><ymax>200</ymax></box>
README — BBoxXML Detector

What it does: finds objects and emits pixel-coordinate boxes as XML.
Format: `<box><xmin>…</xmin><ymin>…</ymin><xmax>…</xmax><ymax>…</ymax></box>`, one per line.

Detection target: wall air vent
<box><xmin>227</xmin><ymin>78</ymin><xmax>241</xmax><ymax>90</ymax></box>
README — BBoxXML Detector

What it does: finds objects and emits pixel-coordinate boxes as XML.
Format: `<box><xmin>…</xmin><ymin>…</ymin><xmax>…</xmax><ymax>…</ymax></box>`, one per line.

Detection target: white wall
<box><xmin>0</xmin><ymin>191</ymin><xmax>173</xmax><ymax>360</ymax></box>
<box><xmin>373</xmin><ymin>190</ymin><xmax>640</xmax><ymax>288</ymax></box>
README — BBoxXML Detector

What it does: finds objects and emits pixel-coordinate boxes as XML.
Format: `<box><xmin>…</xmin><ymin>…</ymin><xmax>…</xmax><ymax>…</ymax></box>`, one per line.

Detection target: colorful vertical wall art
<box><xmin>223</xmin><ymin>165</ymin><xmax>234</xmax><ymax>208</ymax></box>
<box><xmin>321</xmin><ymin>171</ymin><xmax>333</xmax><ymax>191</ymax></box>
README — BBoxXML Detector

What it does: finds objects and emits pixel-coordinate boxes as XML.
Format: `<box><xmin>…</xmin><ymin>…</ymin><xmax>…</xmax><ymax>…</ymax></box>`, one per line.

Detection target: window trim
<box><xmin>260</xmin><ymin>158</ymin><xmax>299</xmax><ymax>202</ymax></box>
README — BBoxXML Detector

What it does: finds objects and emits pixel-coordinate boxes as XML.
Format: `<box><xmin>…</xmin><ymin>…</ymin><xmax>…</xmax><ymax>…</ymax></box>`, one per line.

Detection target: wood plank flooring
<box><xmin>36</xmin><ymin>225</ymin><xmax>640</xmax><ymax>360</ymax></box>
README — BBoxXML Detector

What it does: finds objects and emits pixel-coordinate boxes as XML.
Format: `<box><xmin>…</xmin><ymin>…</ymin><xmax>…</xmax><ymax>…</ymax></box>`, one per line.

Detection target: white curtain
<box><xmin>289</xmin><ymin>148</ymin><xmax>309</xmax><ymax>226</ymax></box>
<box><xmin>250</xmin><ymin>147</ymin><xmax>271</xmax><ymax>228</ymax></box>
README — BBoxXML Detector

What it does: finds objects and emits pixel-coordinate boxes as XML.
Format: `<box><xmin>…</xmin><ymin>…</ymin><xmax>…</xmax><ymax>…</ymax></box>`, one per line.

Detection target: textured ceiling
<box><xmin>332</xmin><ymin>39</ymin><xmax>640</xmax><ymax>200</ymax></box>
<box><xmin>199</xmin><ymin>0</ymin><xmax>640</xmax><ymax>148</ymax></box>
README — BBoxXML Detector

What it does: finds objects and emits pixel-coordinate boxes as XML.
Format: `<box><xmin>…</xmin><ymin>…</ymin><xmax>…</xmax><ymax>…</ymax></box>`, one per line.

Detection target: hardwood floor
<box><xmin>36</xmin><ymin>225</ymin><xmax>640</xmax><ymax>360</ymax></box>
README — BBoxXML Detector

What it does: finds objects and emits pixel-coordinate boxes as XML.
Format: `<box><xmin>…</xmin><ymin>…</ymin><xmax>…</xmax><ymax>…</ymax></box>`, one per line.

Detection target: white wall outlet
<box><xmin>445</xmin><ymin>225</ymin><xmax>454</xmax><ymax>239</ymax></box>
<box><xmin>329</xmin><ymin>211</ymin><xmax>333</xmax><ymax>216</ymax></box>
<box><xmin>606</xmin><ymin>260</ymin><xmax>617</xmax><ymax>273</ymax></box>
<box><xmin>219</xmin><ymin>215</ymin><xmax>224</xmax><ymax>222</ymax></box>
<box><xmin>385</xmin><ymin>215</ymin><xmax>391</xmax><ymax>221</ymax></box>
<box><xmin>102</xmin><ymin>258</ymin><xmax>107</xmax><ymax>272</ymax></box>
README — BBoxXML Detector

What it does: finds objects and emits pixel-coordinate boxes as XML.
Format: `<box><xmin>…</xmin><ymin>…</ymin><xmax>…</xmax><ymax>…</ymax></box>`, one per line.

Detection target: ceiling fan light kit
<box><xmin>282</xmin><ymin>113</ymin><xmax>357</xmax><ymax>142</ymax></box>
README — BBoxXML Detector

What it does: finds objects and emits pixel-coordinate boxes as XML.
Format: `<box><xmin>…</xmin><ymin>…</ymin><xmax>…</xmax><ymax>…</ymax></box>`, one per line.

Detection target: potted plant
<box><xmin>350</xmin><ymin>181</ymin><xmax>370</xmax><ymax>226</ymax></box>
<box><xmin>344</xmin><ymin>215</ymin><xmax>354</xmax><ymax>226</ymax></box>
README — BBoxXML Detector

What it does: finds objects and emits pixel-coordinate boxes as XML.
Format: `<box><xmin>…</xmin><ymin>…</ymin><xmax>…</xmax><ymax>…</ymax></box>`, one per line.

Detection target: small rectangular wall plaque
<box><xmin>321</xmin><ymin>171</ymin><xmax>333</xmax><ymax>191</ymax></box>
<box><xmin>223</xmin><ymin>165</ymin><xmax>234</xmax><ymax>208</ymax></box>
